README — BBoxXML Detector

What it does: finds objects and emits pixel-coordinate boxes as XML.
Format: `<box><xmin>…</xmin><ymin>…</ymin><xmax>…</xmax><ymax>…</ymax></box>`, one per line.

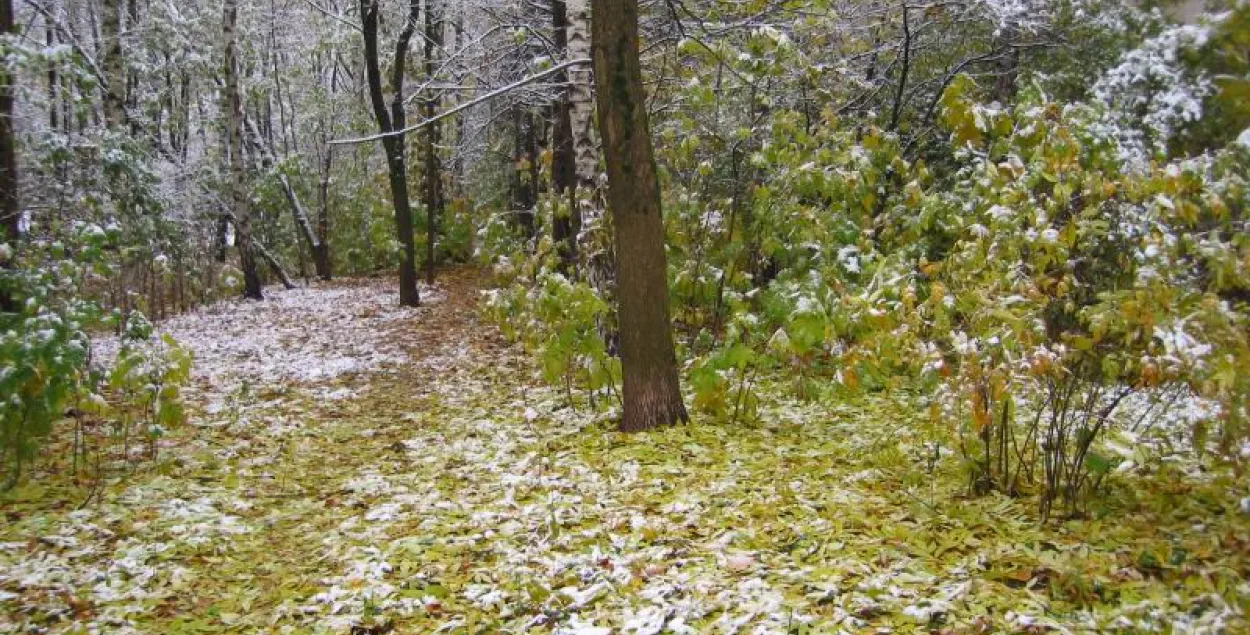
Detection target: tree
<box><xmin>422</xmin><ymin>0</ymin><xmax>443</xmax><ymax>284</ymax></box>
<box><xmin>591</xmin><ymin>0</ymin><xmax>689</xmax><ymax>432</ymax></box>
<box><xmin>100</xmin><ymin>0</ymin><xmax>127</xmax><ymax>128</ymax></box>
<box><xmin>551</xmin><ymin>0</ymin><xmax>578</xmax><ymax>269</ymax></box>
<box><xmin>245</xmin><ymin>117</ymin><xmax>332</xmax><ymax>280</ymax></box>
<box><xmin>566</xmin><ymin>0</ymin><xmax>596</xmax><ymax>198</ymax></box>
<box><xmin>1</xmin><ymin>0</ymin><xmax>17</xmax><ymax>311</ymax></box>
<box><xmin>223</xmin><ymin>0</ymin><xmax>263</xmax><ymax>299</ymax></box>
<box><xmin>361</xmin><ymin>0</ymin><xmax>421</xmax><ymax>307</ymax></box>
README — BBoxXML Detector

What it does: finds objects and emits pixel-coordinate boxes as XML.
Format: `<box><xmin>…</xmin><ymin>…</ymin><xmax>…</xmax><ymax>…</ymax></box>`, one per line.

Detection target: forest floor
<box><xmin>3</xmin><ymin>267</ymin><xmax>1250</xmax><ymax>634</ymax></box>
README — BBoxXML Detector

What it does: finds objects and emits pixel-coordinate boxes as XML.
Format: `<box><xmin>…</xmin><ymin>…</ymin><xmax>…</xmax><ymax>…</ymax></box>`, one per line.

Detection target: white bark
<box><xmin>566</xmin><ymin>0</ymin><xmax>596</xmax><ymax>193</ymax></box>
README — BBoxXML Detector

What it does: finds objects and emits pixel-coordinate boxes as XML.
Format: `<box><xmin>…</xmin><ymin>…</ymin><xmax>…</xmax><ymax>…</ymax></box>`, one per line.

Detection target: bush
<box><xmin>897</xmin><ymin>81</ymin><xmax>1250</xmax><ymax>518</ymax></box>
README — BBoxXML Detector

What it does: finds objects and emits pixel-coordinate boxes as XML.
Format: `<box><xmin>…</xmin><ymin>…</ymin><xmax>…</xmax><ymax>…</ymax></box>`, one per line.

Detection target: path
<box><xmin>2</xmin><ymin>269</ymin><xmax>1248</xmax><ymax>634</ymax></box>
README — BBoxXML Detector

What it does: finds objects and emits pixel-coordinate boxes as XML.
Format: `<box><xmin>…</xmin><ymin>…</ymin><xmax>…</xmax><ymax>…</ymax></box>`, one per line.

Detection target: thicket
<box><xmin>487</xmin><ymin>1</ymin><xmax>1250</xmax><ymax>519</ymax></box>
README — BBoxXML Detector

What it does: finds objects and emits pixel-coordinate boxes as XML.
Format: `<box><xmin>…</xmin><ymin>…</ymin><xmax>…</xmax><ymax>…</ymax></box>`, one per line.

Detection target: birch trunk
<box><xmin>567</xmin><ymin>0</ymin><xmax>596</xmax><ymax>195</ymax></box>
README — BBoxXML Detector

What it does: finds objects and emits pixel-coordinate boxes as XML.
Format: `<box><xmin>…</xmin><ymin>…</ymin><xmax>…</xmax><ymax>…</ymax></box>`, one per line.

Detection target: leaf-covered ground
<box><xmin>3</xmin><ymin>269</ymin><xmax>1249</xmax><ymax>634</ymax></box>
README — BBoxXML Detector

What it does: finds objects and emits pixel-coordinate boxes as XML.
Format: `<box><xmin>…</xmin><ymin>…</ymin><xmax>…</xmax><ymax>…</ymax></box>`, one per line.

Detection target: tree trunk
<box><xmin>511</xmin><ymin>107</ymin><xmax>536</xmax><ymax>239</ymax></box>
<box><xmin>253</xmin><ymin>238</ymin><xmax>297</xmax><ymax>290</ymax></box>
<box><xmin>361</xmin><ymin>0</ymin><xmax>420</xmax><ymax>307</ymax></box>
<box><xmin>592</xmin><ymin>0</ymin><xmax>688</xmax><ymax>432</ymax></box>
<box><xmin>422</xmin><ymin>0</ymin><xmax>442</xmax><ymax>285</ymax></box>
<box><xmin>551</xmin><ymin>0</ymin><xmax>578</xmax><ymax>270</ymax></box>
<box><xmin>0</xmin><ymin>0</ymin><xmax>17</xmax><ymax>314</ymax></box>
<box><xmin>316</xmin><ymin>142</ymin><xmax>334</xmax><ymax>281</ymax></box>
<box><xmin>46</xmin><ymin>14</ymin><xmax>58</xmax><ymax>130</ymax></box>
<box><xmin>245</xmin><ymin>117</ymin><xmax>331</xmax><ymax>280</ymax></box>
<box><xmin>993</xmin><ymin>29</ymin><xmax>1021</xmax><ymax>103</ymax></box>
<box><xmin>125</xmin><ymin>0</ymin><xmax>140</xmax><ymax>138</ymax></box>
<box><xmin>567</xmin><ymin>0</ymin><xmax>596</xmax><ymax>194</ymax></box>
<box><xmin>888</xmin><ymin>3</ymin><xmax>911</xmax><ymax>133</ymax></box>
<box><xmin>223</xmin><ymin>0</ymin><xmax>263</xmax><ymax>300</ymax></box>
<box><xmin>100</xmin><ymin>0</ymin><xmax>126</xmax><ymax>127</ymax></box>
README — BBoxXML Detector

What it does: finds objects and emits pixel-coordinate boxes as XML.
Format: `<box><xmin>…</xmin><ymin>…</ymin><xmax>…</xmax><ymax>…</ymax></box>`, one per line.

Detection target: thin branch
<box><xmin>302</xmin><ymin>0</ymin><xmax>361</xmax><ymax>32</ymax></box>
<box><xmin>330</xmin><ymin>58</ymin><xmax>591</xmax><ymax>146</ymax></box>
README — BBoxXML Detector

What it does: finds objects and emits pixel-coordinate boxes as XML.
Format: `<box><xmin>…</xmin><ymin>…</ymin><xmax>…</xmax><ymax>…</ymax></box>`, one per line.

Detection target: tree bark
<box><xmin>511</xmin><ymin>107</ymin><xmax>536</xmax><ymax>239</ymax></box>
<box><xmin>888</xmin><ymin>3</ymin><xmax>911</xmax><ymax>133</ymax></box>
<box><xmin>254</xmin><ymin>239</ymin><xmax>297</xmax><ymax>290</ymax></box>
<box><xmin>551</xmin><ymin>0</ymin><xmax>578</xmax><ymax>270</ymax></box>
<box><xmin>361</xmin><ymin>0</ymin><xmax>420</xmax><ymax>307</ymax></box>
<box><xmin>245</xmin><ymin>117</ymin><xmax>331</xmax><ymax>280</ymax></box>
<box><xmin>316</xmin><ymin>141</ymin><xmax>334</xmax><ymax>281</ymax></box>
<box><xmin>46</xmin><ymin>13</ymin><xmax>58</xmax><ymax>130</ymax></box>
<box><xmin>567</xmin><ymin>0</ymin><xmax>596</xmax><ymax>194</ymax></box>
<box><xmin>1</xmin><ymin>0</ymin><xmax>18</xmax><ymax>313</ymax></box>
<box><xmin>592</xmin><ymin>0</ymin><xmax>688</xmax><ymax>432</ymax></box>
<box><xmin>223</xmin><ymin>0</ymin><xmax>263</xmax><ymax>300</ymax></box>
<box><xmin>100</xmin><ymin>0</ymin><xmax>126</xmax><ymax>127</ymax></box>
<box><xmin>422</xmin><ymin>0</ymin><xmax>442</xmax><ymax>285</ymax></box>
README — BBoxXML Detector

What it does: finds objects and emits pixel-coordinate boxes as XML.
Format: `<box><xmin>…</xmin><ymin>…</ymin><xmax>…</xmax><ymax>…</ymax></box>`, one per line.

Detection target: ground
<box><xmin>2</xmin><ymin>268</ymin><xmax>1249</xmax><ymax>634</ymax></box>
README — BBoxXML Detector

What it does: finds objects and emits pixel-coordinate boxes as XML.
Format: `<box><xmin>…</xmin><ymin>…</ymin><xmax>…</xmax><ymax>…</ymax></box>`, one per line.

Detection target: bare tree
<box><xmin>361</xmin><ymin>0</ymin><xmax>421</xmax><ymax>306</ymax></box>
<box><xmin>592</xmin><ymin>0</ymin><xmax>689</xmax><ymax>432</ymax></box>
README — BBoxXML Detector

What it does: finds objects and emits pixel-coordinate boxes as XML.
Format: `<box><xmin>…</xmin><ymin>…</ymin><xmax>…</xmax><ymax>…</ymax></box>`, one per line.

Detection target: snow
<box><xmin>1092</xmin><ymin>21</ymin><xmax>1218</xmax><ymax>166</ymax></box>
<box><xmin>94</xmin><ymin>280</ymin><xmax>445</xmax><ymax>401</ymax></box>
<box><xmin>12</xmin><ymin>278</ymin><xmax>1250</xmax><ymax>634</ymax></box>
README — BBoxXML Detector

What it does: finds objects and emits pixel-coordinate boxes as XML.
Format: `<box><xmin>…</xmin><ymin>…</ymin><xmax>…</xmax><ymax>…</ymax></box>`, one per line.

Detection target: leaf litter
<box><xmin>3</xmin><ymin>268</ymin><xmax>1249</xmax><ymax>634</ymax></box>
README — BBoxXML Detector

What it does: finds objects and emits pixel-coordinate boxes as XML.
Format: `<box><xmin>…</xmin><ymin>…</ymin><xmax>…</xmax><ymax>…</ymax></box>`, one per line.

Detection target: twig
<box><xmin>329</xmin><ymin>59</ymin><xmax>591</xmax><ymax>145</ymax></box>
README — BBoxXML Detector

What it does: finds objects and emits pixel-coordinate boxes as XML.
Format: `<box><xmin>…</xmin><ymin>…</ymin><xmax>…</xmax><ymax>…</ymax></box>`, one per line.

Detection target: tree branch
<box><xmin>330</xmin><ymin>58</ymin><xmax>591</xmax><ymax>146</ymax></box>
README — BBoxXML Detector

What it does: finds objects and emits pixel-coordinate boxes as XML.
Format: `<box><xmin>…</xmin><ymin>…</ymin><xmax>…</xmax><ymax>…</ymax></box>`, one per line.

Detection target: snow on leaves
<box><xmin>4</xmin><ymin>271</ymin><xmax>1250</xmax><ymax>634</ymax></box>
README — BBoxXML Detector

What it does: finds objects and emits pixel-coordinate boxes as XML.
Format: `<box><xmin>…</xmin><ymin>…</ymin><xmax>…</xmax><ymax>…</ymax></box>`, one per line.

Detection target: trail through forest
<box><xmin>2</xmin><ymin>270</ymin><xmax>1248</xmax><ymax>634</ymax></box>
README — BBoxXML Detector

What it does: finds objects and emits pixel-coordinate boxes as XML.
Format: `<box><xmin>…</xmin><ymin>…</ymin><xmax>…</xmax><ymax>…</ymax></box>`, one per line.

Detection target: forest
<box><xmin>1</xmin><ymin>0</ymin><xmax>1249</xmax><ymax>632</ymax></box>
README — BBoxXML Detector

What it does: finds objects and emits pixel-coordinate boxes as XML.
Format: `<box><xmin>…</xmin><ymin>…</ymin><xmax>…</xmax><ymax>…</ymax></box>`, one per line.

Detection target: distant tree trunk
<box><xmin>223</xmin><ymin>0</ymin><xmax>263</xmax><ymax>300</ymax></box>
<box><xmin>124</xmin><ymin>0</ymin><xmax>140</xmax><ymax>137</ymax></box>
<box><xmin>551</xmin><ymin>0</ymin><xmax>578</xmax><ymax>270</ymax></box>
<box><xmin>1</xmin><ymin>0</ymin><xmax>17</xmax><ymax>313</ymax></box>
<box><xmin>422</xmin><ymin>0</ymin><xmax>442</xmax><ymax>284</ymax></box>
<box><xmin>100</xmin><ymin>0</ymin><xmax>126</xmax><ymax>127</ymax></box>
<box><xmin>245</xmin><ymin>117</ymin><xmax>331</xmax><ymax>280</ymax></box>
<box><xmin>46</xmin><ymin>15</ymin><xmax>57</xmax><ymax>130</ymax></box>
<box><xmin>316</xmin><ymin>142</ymin><xmax>333</xmax><ymax>280</ymax></box>
<box><xmin>253</xmin><ymin>238</ymin><xmax>297</xmax><ymax>289</ymax></box>
<box><xmin>567</xmin><ymin>0</ymin><xmax>596</xmax><ymax>195</ymax></box>
<box><xmin>361</xmin><ymin>0</ymin><xmax>420</xmax><ymax>307</ymax></box>
<box><xmin>511</xmin><ymin>107</ymin><xmax>536</xmax><ymax>239</ymax></box>
<box><xmin>592</xmin><ymin>0</ymin><xmax>688</xmax><ymax>432</ymax></box>
<box><xmin>888</xmin><ymin>3</ymin><xmax>911</xmax><ymax>133</ymax></box>
<box><xmin>993</xmin><ymin>30</ymin><xmax>1021</xmax><ymax>103</ymax></box>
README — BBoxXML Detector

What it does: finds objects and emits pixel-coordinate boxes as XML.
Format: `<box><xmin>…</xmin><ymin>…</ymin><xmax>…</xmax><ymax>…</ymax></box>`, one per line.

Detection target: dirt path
<box><xmin>2</xmin><ymin>268</ymin><xmax>1248</xmax><ymax>634</ymax></box>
